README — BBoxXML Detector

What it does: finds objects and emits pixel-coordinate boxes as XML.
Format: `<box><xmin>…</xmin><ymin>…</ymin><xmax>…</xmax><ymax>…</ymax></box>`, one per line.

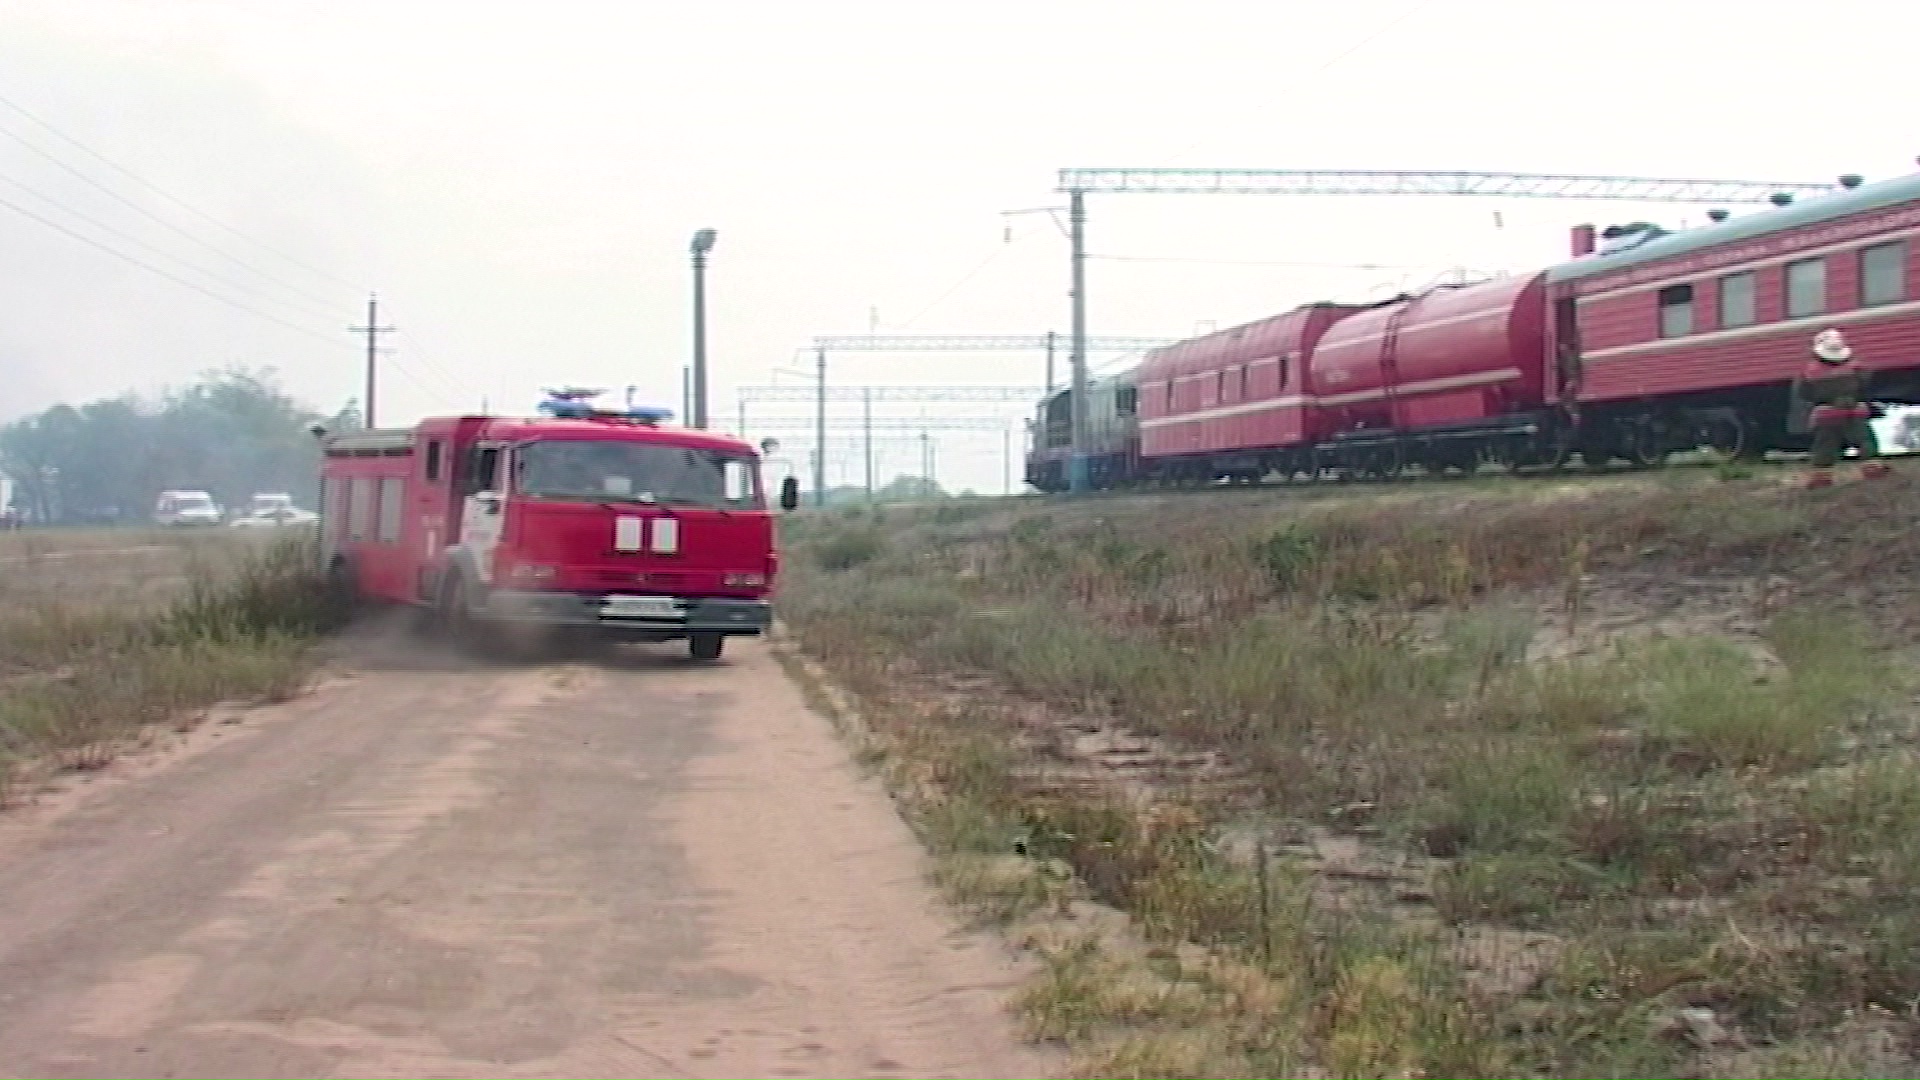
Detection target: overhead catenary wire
<box><xmin>896</xmin><ymin>223</ymin><xmax>1044</xmax><ymax>330</ymax></box>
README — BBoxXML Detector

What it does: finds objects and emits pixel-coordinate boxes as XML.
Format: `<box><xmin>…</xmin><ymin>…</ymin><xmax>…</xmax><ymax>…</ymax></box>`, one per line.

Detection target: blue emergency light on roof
<box><xmin>536</xmin><ymin>387</ymin><xmax>672</xmax><ymax>424</ymax></box>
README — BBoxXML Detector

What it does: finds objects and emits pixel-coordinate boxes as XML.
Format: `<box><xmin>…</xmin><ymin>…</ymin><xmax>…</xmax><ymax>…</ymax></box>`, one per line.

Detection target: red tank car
<box><xmin>1308</xmin><ymin>273</ymin><xmax>1556</xmax><ymax>475</ymax></box>
<box><xmin>1136</xmin><ymin>304</ymin><xmax>1369</xmax><ymax>483</ymax></box>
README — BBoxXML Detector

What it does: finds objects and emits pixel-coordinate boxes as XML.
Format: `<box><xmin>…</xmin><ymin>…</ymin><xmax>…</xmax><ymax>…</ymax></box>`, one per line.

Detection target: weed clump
<box><xmin>0</xmin><ymin>530</ymin><xmax>333</xmax><ymax>795</ymax></box>
<box><xmin>812</xmin><ymin>525</ymin><xmax>885</xmax><ymax>572</ymax></box>
<box><xmin>775</xmin><ymin>473</ymin><xmax>1917</xmax><ymax>1076</ymax></box>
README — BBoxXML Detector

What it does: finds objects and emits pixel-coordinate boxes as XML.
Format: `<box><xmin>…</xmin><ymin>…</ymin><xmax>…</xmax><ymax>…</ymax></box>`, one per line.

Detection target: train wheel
<box><xmin>1701</xmin><ymin>409</ymin><xmax>1751</xmax><ymax>460</ymax></box>
<box><xmin>1520</xmin><ymin>431</ymin><xmax>1573</xmax><ymax>474</ymax></box>
<box><xmin>1624</xmin><ymin>421</ymin><xmax>1669</xmax><ymax>469</ymax></box>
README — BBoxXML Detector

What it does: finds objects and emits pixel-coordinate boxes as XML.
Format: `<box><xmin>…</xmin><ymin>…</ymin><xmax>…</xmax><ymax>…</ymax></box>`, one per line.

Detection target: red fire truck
<box><xmin>314</xmin><ymin>391</ymin><xmax>800</xmax><ymax>660</ymax></box>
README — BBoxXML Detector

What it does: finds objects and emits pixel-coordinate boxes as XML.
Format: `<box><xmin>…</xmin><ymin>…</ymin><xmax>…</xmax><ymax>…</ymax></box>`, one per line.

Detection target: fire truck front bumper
<box><xmin>477</xmin><ymin>589</ymin><xmax>772</xmax><ymax>637</ymax></box>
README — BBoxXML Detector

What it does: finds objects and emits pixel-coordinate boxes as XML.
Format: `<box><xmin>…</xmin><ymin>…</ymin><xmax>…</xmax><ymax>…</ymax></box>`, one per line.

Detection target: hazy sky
<box><xmin>2</xmin><ymin>0</ymin><xmax>1915</xmax><ymax>492</ymax></box>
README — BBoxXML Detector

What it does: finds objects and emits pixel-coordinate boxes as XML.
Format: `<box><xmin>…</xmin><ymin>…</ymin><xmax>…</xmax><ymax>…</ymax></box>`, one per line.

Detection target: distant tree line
<box><xmin>816</xmin><ymin>474</ymin><xmax>951</xmax><ymax>507</ymax></box>
<box><xmin>0</xmin><ymin>367</ymin><xmax>355</xmax><ymax>525</ymax></box>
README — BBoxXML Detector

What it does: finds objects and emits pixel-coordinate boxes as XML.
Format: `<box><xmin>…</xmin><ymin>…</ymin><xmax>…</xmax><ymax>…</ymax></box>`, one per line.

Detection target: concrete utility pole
<box><xmin>1003</xmin><ymin>424</ymin><xmax>1013</xmax><ymax>494</ymax></box>
<box><xmin>1067</xmin><ymin>191</ymin><xmax>1089</xmax><ymax>494</ymax></box>
<box><xmin>348</xmin><ymin>294</ymin><xmax>395</xmax><ymax>429</ymax></box>
<box><xmin>862</xmin><ymin>387</ymin><xmax>874</xmax><ymax>501</ymax></box>
<box><xmin>690</xmin><ymin>229</ymin><xmax>717</xmax><ymax>428</ymax></box>
<box><xmin>814</xmin><ymin>345</ymin><xmax>827</xmax><ymax>507</ymax></box>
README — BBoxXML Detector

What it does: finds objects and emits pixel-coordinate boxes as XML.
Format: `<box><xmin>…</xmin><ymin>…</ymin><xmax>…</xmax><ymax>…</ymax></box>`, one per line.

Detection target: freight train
<box><xmin>1026</xmin><ymin>169</ymin><xmax>1920</xmax><ymax>491</ymax></box>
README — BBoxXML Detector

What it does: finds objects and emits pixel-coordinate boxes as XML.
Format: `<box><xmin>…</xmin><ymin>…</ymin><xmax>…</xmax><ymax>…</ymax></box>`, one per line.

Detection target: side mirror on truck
<box><xmin>779</xmin><ymin>475</ymin><xmax>800</xmax><ymax>512</ymax></box>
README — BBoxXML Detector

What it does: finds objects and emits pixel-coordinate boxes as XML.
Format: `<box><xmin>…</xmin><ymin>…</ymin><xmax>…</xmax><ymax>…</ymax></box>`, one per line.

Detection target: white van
<box><xmin>153</xmin><ymin>490</ymin><xmax>221</xmax><ymax>527</ymax></box>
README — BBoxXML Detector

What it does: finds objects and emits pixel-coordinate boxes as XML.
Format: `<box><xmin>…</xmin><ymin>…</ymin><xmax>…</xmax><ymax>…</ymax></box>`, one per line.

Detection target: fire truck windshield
<box><xmin>515</xmin><ymin>439</ymin><xmax>760</xmax><ymax>509</ymax></box>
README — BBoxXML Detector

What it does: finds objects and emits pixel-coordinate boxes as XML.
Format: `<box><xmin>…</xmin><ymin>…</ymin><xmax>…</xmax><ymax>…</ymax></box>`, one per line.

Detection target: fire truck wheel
<box><xmin>439</xmin><ymin>571</ymin><xmax>495</xmax><ymax>655</ymax></box>
<box><xmin>324</xmin><ymin>557</ymin><xmax>357</xmax><ymax>618</ymax></box>
<box><xmin>689</xmin><ymin>633</ymin><xmax>725</xmax><ymax>662</ymax></box>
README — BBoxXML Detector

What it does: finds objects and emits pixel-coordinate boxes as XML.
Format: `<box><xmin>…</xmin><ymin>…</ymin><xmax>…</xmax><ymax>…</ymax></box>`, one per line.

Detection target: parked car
<box><xmin>229</xmin><ymin>492</ymin><xmax>318</xmax><ymax>528</ymax></box>
<box><xmin>153</xmin><ymin>490</ymin><xmax>222</xmax><ymax>527</ymax></box>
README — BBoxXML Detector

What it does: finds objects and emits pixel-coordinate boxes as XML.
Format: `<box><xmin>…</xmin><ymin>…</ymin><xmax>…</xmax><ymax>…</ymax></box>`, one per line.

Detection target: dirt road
<box><xmin>0</xmin><ymin>620</ymin><xmax>1055</xmax><ymax>1079</ymax></box>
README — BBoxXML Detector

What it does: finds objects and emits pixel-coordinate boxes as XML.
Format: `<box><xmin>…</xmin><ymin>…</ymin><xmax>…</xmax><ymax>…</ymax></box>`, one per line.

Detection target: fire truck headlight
<box><xmin>723</xmin><ymin>572</ymin><xmax>767</xmax><ymax>588</ymax></box>
<box><xmin>508</xmin><ymin>563</ymin><xmax>558</xmax><ymax>584</ymax></box>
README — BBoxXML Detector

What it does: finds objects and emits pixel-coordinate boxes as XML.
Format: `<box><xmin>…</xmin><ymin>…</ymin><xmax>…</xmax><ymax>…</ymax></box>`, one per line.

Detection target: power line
<box><xmin>393</xmin><ymin>325</ymin><xmax>473</xmax><ymax>403</ymax></box>
<box><xmin>0</xmin><ymin>89</ymin><xmax>366</xmax><ymax>297</ymax></box>
<box><xmin>0</xmin><ymin>122</ymin><xmax>358</xmax><ymax>320</ymax></box>
<box><xmin>0</xmin><ymin>93</ymin><xmax>475</xmax><ymax>415</ymax></box>
<box><xmin>0</xmin><ymin>190</ymin><xmax>351</xmax><ymax>349</ymax></box>
<box><xmin>0</xmin><ymin>168</ymin><xmax>353</xmax><ymax>325</ymax></box>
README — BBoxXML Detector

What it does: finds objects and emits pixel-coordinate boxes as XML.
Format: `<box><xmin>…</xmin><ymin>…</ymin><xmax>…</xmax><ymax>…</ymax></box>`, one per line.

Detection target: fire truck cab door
<box><xmin>459</xmin><ymin>444</ymin><xmax>506</xmax><ymax>585</ymax></box>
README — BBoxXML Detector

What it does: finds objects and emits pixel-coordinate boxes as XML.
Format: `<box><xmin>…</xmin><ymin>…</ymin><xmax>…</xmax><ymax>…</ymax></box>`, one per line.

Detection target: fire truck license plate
<box><xmin>599</xmin><ymin>595</ymin><xmax>683</xmax><ymax>620</ymax></box>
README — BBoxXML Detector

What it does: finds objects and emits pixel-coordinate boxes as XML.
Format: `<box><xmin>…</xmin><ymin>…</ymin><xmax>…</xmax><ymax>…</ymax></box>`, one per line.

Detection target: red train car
<box><xmin>1310</xmin><ymin>273</ymin><xmax>1553</xmax><ymax>474</ymax></box>
<box><xmin>1550</xmin><ymin>170</ymin><xmax>1920</xmax><ymax>461</ymax></box>
<box><xmin>1135</xmin><ymin>304</ymin><xmax>1369</xmax><ymax>483</ymax></box>
<box><xmin>1028</xmin><ymin>168</ymin><xmax>1920</xmax><ymax>492</ymax></box>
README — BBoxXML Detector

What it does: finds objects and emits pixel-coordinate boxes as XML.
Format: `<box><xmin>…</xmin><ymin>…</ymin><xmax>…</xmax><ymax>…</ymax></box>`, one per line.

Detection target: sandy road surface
<box><xmin>0</xmin><ymin>619</ymin><xmax>1054</xmax><ymax>1079</ymax></box>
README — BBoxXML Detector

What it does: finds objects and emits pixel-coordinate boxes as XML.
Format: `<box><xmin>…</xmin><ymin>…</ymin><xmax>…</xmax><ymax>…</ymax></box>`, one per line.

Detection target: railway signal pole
<box><xmin>1052</xmin><ymin>167</ymin><xmax>1840</xmax><ymax>496</ymax></box>
<box><xmin>348</xmin><ymin>293</ymin><xmax>396</xmax><ymax>429</ymax></box>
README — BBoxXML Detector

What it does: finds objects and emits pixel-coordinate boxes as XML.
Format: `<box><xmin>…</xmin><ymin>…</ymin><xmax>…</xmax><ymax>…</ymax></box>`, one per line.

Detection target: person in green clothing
<box><xmin>1796</xmin><ymin>328</ymin><xmax>1891</xmax><ymax>488</ymax></box>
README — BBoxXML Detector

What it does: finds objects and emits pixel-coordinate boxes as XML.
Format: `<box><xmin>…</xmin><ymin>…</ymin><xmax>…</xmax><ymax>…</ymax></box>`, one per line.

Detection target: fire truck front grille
<box><xmin>596</xmin><ymin>569</ymin><xmax>688</xmax><ymax>588</ymax></box>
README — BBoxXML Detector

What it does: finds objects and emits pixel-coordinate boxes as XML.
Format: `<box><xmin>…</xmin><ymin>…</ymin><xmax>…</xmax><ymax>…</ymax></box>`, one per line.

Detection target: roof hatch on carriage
<box><xmin>1596</xmin><ymin>222</ymin><xmax>1670</xmax><ymax>255</ymax></box>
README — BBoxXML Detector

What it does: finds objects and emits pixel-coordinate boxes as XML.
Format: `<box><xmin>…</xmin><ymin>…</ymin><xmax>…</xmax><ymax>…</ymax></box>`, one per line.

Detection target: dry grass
<box><xmin>0</xmin><ymin>527</ymin><xmax>340</xmax><ymax>798</ymax></box>
<box><xmin>774</xmin><ymin>466</ymin><xmax>1920</xmax><ymax>1078</ymax></box>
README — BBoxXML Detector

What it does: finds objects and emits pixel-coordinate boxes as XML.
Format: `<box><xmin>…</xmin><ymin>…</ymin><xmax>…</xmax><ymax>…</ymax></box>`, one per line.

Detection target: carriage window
<box><xmin>1215</xmin><ymin>371</ymin><xmax>1226</xmax><ymax>403</ymax></box>
<box><xmin>424</xmin><ymin>440</ymin><xmax>443</xmax><ymax>482</ymax></box>
<box><xmin>1862</xmin><ymin>241</ymin><xmax>1906</xmax><ymax>307</ymax></box>
<box><xmin>1238</xmin><ymin>366</ymin><xmax>1249</xmax><ymax>399</ymax></box>
<box><xmin>1657</xmin><ymin>284</ymin><xmax>1693</xmax><ymax>338</ymax></box>
<box><xmin>1116</xmin><ymin>385</ymin><xmax>1137</xmax><ymax>416</ymax></box>
<box><xmin>1786</xmin><ymin>257</ymin><xmax>1826</xmax><ymax>318</ymax></box>
<box><xmin>1720</xmin><ymin>271</ymin><xmax>1756</xmax><ymax>328</ymax></box>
